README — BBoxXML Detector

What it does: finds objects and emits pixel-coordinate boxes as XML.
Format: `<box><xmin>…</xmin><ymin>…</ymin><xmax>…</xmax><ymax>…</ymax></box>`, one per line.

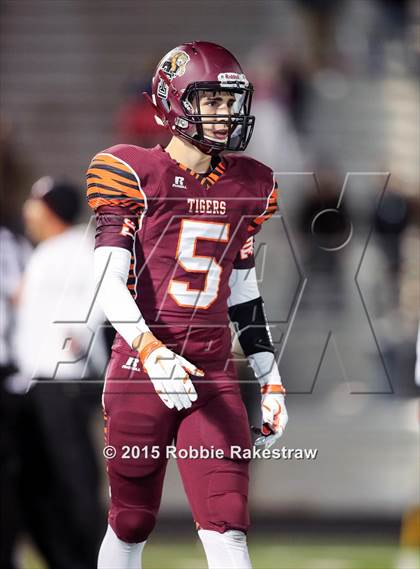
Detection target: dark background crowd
<box><xmin>0</xmin><ymin>1</ymin><xmax>419</xmax><ymax>568</ymax></box>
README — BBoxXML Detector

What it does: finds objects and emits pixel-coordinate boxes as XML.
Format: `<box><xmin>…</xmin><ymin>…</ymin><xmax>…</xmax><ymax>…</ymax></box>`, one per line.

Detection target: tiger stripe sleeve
<box><xmin>247</xmin><ymin>180</ymin><xmax>278</xmax><ymax>235</ymax></box>
<box><xmin>87</xmin><ymin>152</ymin><xmax>146</xmax><ymax>213</ymax></box>
<box><xmin>86</xmin><ymin>152</ymin><xmax>146</xmax><ymax>251</ymax></box>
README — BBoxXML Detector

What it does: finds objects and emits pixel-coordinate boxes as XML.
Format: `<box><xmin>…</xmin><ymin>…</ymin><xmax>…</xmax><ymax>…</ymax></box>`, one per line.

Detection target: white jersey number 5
<box><xmin>168</xmin><ymin>219</ymin><xmax>230</xmax><ymax>309</ymax></box>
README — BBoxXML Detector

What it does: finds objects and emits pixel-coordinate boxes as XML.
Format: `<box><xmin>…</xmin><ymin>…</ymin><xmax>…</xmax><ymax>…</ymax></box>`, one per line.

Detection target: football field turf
<box><xmin>143</xmin><ymin>540</ymin><xmax>400</xmax><ymax>569</ymax></box>
<box><xmin>24</xmin><ymin>538</ymin><xmax>402</xmax><ymax>569</ymax></box>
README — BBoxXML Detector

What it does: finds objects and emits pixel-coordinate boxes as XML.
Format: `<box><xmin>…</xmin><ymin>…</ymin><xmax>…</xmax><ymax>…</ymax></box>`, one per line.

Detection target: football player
<box><xmin>88</xmin><ymin>41</ymin><xmax>288</xmax><ymax>569</ymax></box>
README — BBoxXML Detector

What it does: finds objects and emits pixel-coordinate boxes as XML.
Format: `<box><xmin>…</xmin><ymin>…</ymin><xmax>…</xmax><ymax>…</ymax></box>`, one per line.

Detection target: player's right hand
<box><xmin>139</xmin><ymin>339</ymin><xmax>204</xmax><ymax>410</ymax></box>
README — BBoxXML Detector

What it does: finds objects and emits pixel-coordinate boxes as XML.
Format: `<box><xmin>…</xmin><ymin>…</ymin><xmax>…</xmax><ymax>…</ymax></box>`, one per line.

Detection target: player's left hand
<box><xmin>254</xmin><ymin>384</ymin><xmax>288</xmax><ymax>449</ymax></box>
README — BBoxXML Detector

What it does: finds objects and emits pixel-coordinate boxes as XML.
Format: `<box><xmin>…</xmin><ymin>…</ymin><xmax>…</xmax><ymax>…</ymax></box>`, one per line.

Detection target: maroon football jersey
<box><xmin>87</xmin><ymin>144</ymin><xmax>277</xmax><ymax>369</ymax></box>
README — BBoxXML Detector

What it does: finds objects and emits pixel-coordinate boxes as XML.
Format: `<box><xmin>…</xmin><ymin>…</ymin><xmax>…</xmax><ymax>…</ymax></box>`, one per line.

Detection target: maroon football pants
<box><xmin>103</xmin><ymin>347</ymin><xmax>252</xmax><ymax>543</ymax></box>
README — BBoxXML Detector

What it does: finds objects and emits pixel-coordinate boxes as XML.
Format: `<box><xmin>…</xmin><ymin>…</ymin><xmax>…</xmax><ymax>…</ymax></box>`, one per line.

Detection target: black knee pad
<box><xmin>111</xmin><ymin>507</ymin><xmax>156</xmax><ymax>543</ymax></box>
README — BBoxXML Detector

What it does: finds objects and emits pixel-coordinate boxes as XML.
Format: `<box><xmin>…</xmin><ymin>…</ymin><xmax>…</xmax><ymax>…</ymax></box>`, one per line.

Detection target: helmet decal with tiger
<box><xmin>160</xmin><ymin>50</ymin><xmax>190</xmax><ymax>80</ymax></box>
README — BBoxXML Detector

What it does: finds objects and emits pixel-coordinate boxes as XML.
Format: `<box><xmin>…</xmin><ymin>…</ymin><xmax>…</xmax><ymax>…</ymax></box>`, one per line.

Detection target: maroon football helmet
<box><xmin>145</xmin><ymin>41</ymin><xmax>255</xmax><ymax>154</ymax></box>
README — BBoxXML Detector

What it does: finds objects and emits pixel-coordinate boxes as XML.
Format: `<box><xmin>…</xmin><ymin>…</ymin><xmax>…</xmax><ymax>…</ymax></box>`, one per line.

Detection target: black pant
<box><xmin>1</xmin><ymin>377</ymin><xmax>106</xmax><ymax>569</ymax></box>
<box><xmin>0</xmin><ymin>366</ymin><xmax>22</xmax><ymax>569</ymax></box>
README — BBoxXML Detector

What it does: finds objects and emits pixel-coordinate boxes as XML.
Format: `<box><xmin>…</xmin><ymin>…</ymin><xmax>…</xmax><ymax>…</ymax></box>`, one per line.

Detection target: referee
<box><xmin>11</xmin><ymin>177</ymin><xmax>108</xmax><ymax>569</ymax></box>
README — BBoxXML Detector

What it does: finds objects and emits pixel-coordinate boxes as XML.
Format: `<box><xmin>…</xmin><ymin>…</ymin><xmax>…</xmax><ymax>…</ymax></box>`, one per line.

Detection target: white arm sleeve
<box><xmin>227</xmin><ymin>267</ymin><xmax>260</xmax><ymax>307</ymax></box>
<box><xmin>248</xmin><ymin>352</ymin><xmax>283</xmax><ymax>386</ymax></box>
<box><xmin>94</xmin><ymin>246</ymin><xmax>150</xmax><ymax>349</ymax></box>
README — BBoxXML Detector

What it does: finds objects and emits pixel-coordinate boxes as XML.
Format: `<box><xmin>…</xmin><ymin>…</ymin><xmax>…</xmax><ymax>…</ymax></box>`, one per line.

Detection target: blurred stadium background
<box><xmin>0</xmin><ymin>1</ymin><xmax>419</xmax><ymax>568</ymax></box>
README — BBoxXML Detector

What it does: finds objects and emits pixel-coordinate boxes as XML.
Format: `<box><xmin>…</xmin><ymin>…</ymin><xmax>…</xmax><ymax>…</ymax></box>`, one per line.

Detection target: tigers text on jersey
<box><xmin>87</xmin><ymin>144</ymin><xmax>277</xmax><ymax>368</ymax></box>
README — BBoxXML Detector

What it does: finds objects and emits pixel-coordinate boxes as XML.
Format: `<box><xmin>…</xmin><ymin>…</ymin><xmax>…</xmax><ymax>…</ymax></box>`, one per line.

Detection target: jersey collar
<box><xmin>177</xmin><ymin>160</ymin><xmax>226</xmax><ymax>189</ymax></box>
<box><xmin>155</xmin><ymin>145</ymin><xmax>227</xmax><ymax>189</ymax></box>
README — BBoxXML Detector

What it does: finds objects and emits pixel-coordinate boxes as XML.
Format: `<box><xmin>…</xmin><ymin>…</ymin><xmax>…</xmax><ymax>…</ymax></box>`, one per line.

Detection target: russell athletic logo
<box><xmin>122</xmin><ymin>357</ymin><xmax>141</xmax><ymax>372</ymax></box>
<box><xmin>172</xmin><ymin>176</ymin><xmax>186</xmax><ymax>189</ymax></box>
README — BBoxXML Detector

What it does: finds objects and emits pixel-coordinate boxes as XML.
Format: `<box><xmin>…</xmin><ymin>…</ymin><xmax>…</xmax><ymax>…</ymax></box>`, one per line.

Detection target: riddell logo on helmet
<box><xmin>218</xmin><ymin>72</ymin><xmax>249</xmax><ymax>87</ymax></box>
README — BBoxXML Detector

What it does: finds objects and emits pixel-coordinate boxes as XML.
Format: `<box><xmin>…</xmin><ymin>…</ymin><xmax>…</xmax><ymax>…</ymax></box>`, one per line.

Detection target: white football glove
<box><xmin>140</xmin><ymin>340</ymin><xmax>204</xmax><ymax>410</ymax></box>
<box><xmin>254</xmin><ymin>385</ymin><xmax>288</xmax><ymax>449</ymax></box>
<box><xmin>248</xmin><ymin>352</ymin><xmax>288</xmax><ymax>449</ymax></box>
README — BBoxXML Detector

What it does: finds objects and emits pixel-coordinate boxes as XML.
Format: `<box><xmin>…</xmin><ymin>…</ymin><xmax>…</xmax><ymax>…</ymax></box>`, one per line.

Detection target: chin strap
<box><xmin>142</xmin><ymin>91</ymin><xmax>167</xmax><ymax>127</ymax></box>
